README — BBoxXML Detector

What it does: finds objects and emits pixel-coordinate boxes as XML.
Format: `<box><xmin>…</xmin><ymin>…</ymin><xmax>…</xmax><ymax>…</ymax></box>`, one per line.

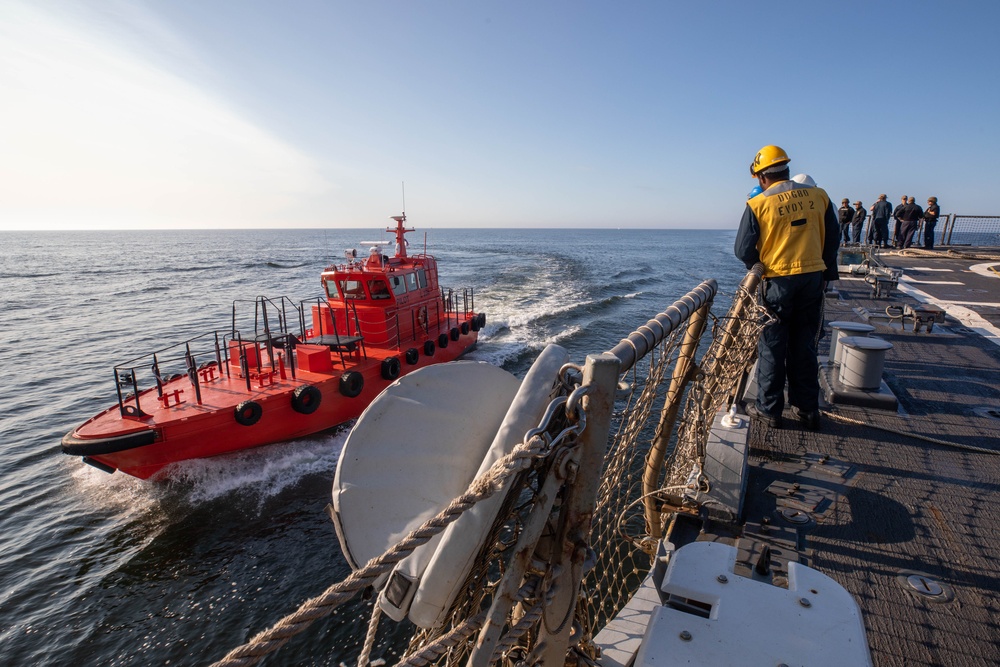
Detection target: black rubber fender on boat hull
<box><xmin>235</xmin><ymin>400</ymin><xmax>263</xmax><ymax>426</ymax></box>
<box><xmin>291</xmin><ymin>385</ymin><xmax>322</xmax><ymax>414</ymax></box>
<box><xmin>339</xmin><ymin>371</ymin><xmax>364</xmax><ymax>398</ymax></box>
<box><xmin>61</xmin><ymin>428</ymin><xmax>158</xmax><ymax>456</ymax></box>
<box><xmin>380</xmin><ymin>357</ymin><xmax>401</xmax><ymax>381</ymax></box>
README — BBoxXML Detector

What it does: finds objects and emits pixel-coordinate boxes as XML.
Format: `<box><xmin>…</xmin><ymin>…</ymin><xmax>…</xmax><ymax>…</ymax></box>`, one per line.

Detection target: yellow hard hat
<box><xmin>750</xmin><ymin>145</ymin><xmax>790</xmax><ymax>176</ymax></box>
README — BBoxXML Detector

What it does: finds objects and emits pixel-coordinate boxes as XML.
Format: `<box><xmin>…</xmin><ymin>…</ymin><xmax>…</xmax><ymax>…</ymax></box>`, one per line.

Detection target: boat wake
<box><xmin>70</xmin><ymin>430</ymin><xmax>348</xmax><ymax>510</ymax></box>
<box><xmin>162</xmin><ymin>431</ymin><xmax>348</xmax><ymax>505</ymax></box>
<box><xmin>70</xmin><ymin>463</ymin><xmax>161</xmax><ymax>518</ymax></box>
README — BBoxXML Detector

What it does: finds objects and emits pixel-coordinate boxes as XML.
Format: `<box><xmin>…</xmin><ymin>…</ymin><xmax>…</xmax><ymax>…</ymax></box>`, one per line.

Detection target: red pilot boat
<box><xmin>62</xmin><ymin>214</ymin><xmax>485</xmax><ymax>479</ymax></box>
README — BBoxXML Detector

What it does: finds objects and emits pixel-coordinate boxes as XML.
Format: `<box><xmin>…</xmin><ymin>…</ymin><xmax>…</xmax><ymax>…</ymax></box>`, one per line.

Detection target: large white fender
<box><xmin>404</xmin><ymin>344</ymin><xmax>570</xmax><ymax>628</ymax></box>
<box><xmin>331</xmin><ymin>362</ymin><xmax>521</xmax><ymax>575</ymax></box>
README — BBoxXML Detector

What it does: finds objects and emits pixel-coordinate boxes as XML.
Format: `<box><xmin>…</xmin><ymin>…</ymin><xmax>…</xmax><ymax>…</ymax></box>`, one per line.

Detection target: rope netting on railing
<box><xmin>578</xmin><ymin>267</ymin><xmax>765</xmax><ymax>644</ymax></box>
<box><xmin>209</xmin><ymin>269</ymin><xmax>767</xmax><ymax>667</ymax></box>
<box><xmin>943</xmin><ymin>215</ymin><xmax>1000</xmax><ymax>246</ymax></box>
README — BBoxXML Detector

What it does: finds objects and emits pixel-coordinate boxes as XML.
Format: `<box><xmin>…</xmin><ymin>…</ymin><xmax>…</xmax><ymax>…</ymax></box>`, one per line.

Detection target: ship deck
<box><xmin>742</xmin><ymin>246</ymin><xmax>1000</xmax><ymax>666</ymax></box>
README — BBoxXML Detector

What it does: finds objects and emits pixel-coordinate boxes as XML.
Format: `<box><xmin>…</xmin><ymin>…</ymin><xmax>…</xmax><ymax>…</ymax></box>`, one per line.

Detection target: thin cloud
<box><xmin>0</xmin><ymin>1</ymin><xmax>332</xmax><ymax>230</ymax></box>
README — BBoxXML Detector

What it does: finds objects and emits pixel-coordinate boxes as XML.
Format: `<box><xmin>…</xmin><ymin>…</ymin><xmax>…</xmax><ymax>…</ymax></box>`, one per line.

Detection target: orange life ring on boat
<box><xmin>416</xmin><ymin>306</ymin><xmax>428</xmax><ymax>330</ymax></box>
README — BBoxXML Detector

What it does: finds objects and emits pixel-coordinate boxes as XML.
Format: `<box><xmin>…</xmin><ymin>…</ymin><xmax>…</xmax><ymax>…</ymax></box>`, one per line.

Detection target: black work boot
<box><xmin>793</xmin><ymin>408</ymin><xmax>821</xmax><ymax>431</ymax></box>
<box><xmin>746</xmin><ymin>403</ymin><xmax>783</xmax><ymax>429</ymax></box>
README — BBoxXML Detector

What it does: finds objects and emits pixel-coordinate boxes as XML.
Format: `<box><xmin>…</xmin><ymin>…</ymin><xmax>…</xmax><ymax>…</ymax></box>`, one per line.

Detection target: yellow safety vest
<box><xmin>748</xmin><ymin>182</ymin><xmax>831</xmax><ymax>278</ymax></box>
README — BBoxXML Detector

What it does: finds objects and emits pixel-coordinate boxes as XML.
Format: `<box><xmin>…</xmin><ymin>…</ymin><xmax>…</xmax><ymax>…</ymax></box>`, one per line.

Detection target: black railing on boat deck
<box><xmin>436</xmin><ymin>287</ymin><xmax>475</xmax><ymax>334</ymax></box>
<box><xmin>300</xmin><ymin>297</ymin><xmax>368</xmax><ymax>365</ymax></box>
<box><xmin>230</xmin><ymin>296</ymin><xmax>306</xmax><ymax>383</ymax></box>
<box><xmin>109</xmin><ymin>296</ymin><xmax>311</xmax><ymax>418</ymax></box>
<box><xmin>113</xmin><ymin>331</ymin><xmax>226</xmax><ymax>418</ymax></box>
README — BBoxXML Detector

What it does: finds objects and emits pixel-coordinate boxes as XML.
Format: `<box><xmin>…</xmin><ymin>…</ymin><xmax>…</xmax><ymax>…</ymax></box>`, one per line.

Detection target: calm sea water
<box><xmin>0</xmin><ymin>227</ymin><xmax>743</xmax><ymax>666</ymax></box>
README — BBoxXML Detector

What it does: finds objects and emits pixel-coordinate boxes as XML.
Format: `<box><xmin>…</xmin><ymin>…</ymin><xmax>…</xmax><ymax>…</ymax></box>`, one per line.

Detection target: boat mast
<box><xmin>388</xmin><ymin>213</ymin><xmax>412</xmax><ymax>259</ymax></box>
<box><xmin>389</xmin><ymin>184</ymin><xmax>411</xmax><ymax>259</ymax></box>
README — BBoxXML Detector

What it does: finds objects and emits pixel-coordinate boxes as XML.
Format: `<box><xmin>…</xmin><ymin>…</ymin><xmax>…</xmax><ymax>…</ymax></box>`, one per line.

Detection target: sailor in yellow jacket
<box><xmin>735</xmin><ymin>145</ymin><xmax>840</xmax><ymax>430</ymax></box>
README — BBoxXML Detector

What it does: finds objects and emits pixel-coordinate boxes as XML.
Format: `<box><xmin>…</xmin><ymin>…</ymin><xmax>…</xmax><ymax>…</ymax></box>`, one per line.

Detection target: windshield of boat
<box><xmin>368</xmin><ymin>279</ymin><xmax>391</xmax><ymax>300</ymax></box>
<box><xmin>338</xmin><ymin>279</ymin><xmax>366</xmax><ymax>300</ymax></box>
<box><xmin>323</xmin><ymin>279</ymin><xmax>341</xmax><ymax>299</ymax></box>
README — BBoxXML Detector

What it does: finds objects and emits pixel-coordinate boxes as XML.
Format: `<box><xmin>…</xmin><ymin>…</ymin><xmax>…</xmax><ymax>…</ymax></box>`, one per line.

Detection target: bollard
<box><xmin>838</xmin><ymin>336</ymin><xmax>893</xmax><ymax>390</ymax></box>
<box><xmin>828</xmin><ymin>321</ymin><xmax>876</xmax><ymax>366</ymax></box>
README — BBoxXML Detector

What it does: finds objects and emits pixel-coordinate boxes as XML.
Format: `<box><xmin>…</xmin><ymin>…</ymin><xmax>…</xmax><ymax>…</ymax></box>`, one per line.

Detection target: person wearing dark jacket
<box><xmin>735</xmin><ymin>145</ymin><xmax>839</xmax><ymax>431</ymax></box>
<box><xmin>923</xmin><ymin>197</ymin><xmax>940</xmax><ymax>249</ymax></box>
<box><xmin>870</xmin><ymin>194</ymin><xmax>893</xmax><ymax>247</ymax></box>
<box><xmin>898</xmin><ymin>197</ymin><xmax>925</xmax><ymax>248</ymax></box>
<box><xmin>892</xmin><ymin>195</ymin><xmax>907</xmax><ymax>247</ymax></box>
<box><xmin>838</xmin><ymin>198</ymin><xmax>853</xmax><ymax>245</ymax></box>
<box><xmin>851</xmin><ymin>201</ymin><xmax>866</xmax><ymax>245</ymax></box>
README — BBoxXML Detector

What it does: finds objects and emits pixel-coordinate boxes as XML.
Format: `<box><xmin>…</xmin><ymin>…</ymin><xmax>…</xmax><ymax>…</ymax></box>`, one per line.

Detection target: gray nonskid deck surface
<box><xmin>743</xmin><ymin>250</ymin><xmax>1000</xmax><ymax>667</ymax></box>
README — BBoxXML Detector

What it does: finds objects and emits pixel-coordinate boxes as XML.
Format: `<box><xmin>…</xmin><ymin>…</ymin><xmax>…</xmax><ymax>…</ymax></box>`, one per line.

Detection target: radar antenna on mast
<box><xmin>388</xmin><ymin>182</ymin><xmax>412</xmax><ymax>258</ymax></box>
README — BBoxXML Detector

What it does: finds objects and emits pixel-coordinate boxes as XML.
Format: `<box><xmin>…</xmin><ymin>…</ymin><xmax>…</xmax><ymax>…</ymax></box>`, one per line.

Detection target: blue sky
<box><xmin>1</xmin><ymin>0</ymin><xmax>997</xmax><ymax>230</ymax></box>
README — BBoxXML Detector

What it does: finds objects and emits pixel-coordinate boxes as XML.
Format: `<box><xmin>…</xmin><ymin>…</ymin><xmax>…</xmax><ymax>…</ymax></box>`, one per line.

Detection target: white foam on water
<box><xmin>68</xmin><ymin>430</ymin><xmax>349</xmax><ymax>511</ymax></box>
<box><xmin>161</xmin><ymin>430</ymin><xmax>349</xmax><ymax>504</ymax></box>
<box><xmin>70</xmin><ymin>461</ymin><xmax>160</xmax><ymax>518</ymax></box>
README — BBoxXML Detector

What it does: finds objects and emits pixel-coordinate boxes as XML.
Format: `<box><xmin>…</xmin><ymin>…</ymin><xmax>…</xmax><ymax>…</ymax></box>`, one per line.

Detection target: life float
<box><xmin>376</xmin><ymin>344</ymin><xmax>571</xmax><ymax>627</ymax></box>
<box><xmin>405</xmin><ymin>348</ymin><xmax>419</xmax><ymax>365</ymax></box>
<box><xmin>330</xmin><ymin>362</ymin><xmax>523</xmax><ymax>609</ymax></box>
<box><xmin>339</xmin><ymin>371</ymin><xmax>364</xmax><ymax>398</ymax></box>
<box><xmin>449</xmin><ymin>327</ymin><xmax>460</xmax><ymax>341</ymax></box>
<box><xmin>234</xmin><ymin>400</ymin><xmax>262</xmax><ymax>426</ymax></box>
<box><xmin>416</xmin><ymin>305</ymin><xmax>428</xmax><ymax>331</ymax></box>
<box><xmin>423</xmin><ymin>340</ymin><xmax>435</xmax><ymax>356</ymax></box>
<box><xmin>437</xmin><ymin>333</ymin><xmax>449</xmax><ymax>349</ymax></box>
<box><xmin>381</xmin><ymin>357</ymin><xmax>401</xmax><ymax>380</ymax></box>
<box><xmin>291</xmin><ymin>385</ymin><xmax>322</xmax><ymax>414</ymax></box>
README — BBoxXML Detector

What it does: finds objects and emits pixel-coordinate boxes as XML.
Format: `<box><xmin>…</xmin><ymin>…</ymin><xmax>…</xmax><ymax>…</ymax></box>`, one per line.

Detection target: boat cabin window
<box><xmin>368</xmin><ymin>279</ymin><xmax>391</xmax><ymax>300</ymax></box>
<box><xmin>406</xmin><ymin>272</ymin><xmax>419</xmax><ymax>291</ymax></box>
<box><xmin>323</xmin><ymin>279</ymin><xmax>341</xmax><ymax>299</ymax></box>
<box><xmin>416</xmin><ymin>269</ymin><xmax>428</xmax><ymax>289</ymax></box>
<box><xmin>338</xmin><ymin>279</ymin><xmax>367</xmax><ymax>300</ymax></box>
<box><xmin>390</xmin><ymin>274</ymin><xmax>407</xmax><ymax>296</ymax></box>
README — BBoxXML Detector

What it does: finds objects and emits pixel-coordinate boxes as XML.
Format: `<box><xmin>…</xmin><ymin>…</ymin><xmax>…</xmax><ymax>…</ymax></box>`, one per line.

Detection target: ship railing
<box><xmin>439</xmin><ymin>286</ymin><xmax>476</xmax><ymax>331</ymax></box>
<box><xmin>209</xmin><ymin>269</ymin><xmax>772</xmax><ymax>667</ymax></box>
<box><xmin>112</xmin><ymin>331</ymin><xmax>226</xmax><ymax>418</ymax></box>
<box><xmin>300</xmin><ymin>297</ymin><xmax>368</xmax><ymax>366</ymax></box>
<box><xmin>941</xmin><ymin>214</ymin><xmax>1000</xmax><ymax>247</ymax></box>
<box><xmin>860</xmin><ymin>213</ymin><xmax>1000</xmax><ymax>248</ymax></box>
<box><xmin>229</xmin><ymin>296</ymin><xmax>307</xmax><ymax>384</ymax></box>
